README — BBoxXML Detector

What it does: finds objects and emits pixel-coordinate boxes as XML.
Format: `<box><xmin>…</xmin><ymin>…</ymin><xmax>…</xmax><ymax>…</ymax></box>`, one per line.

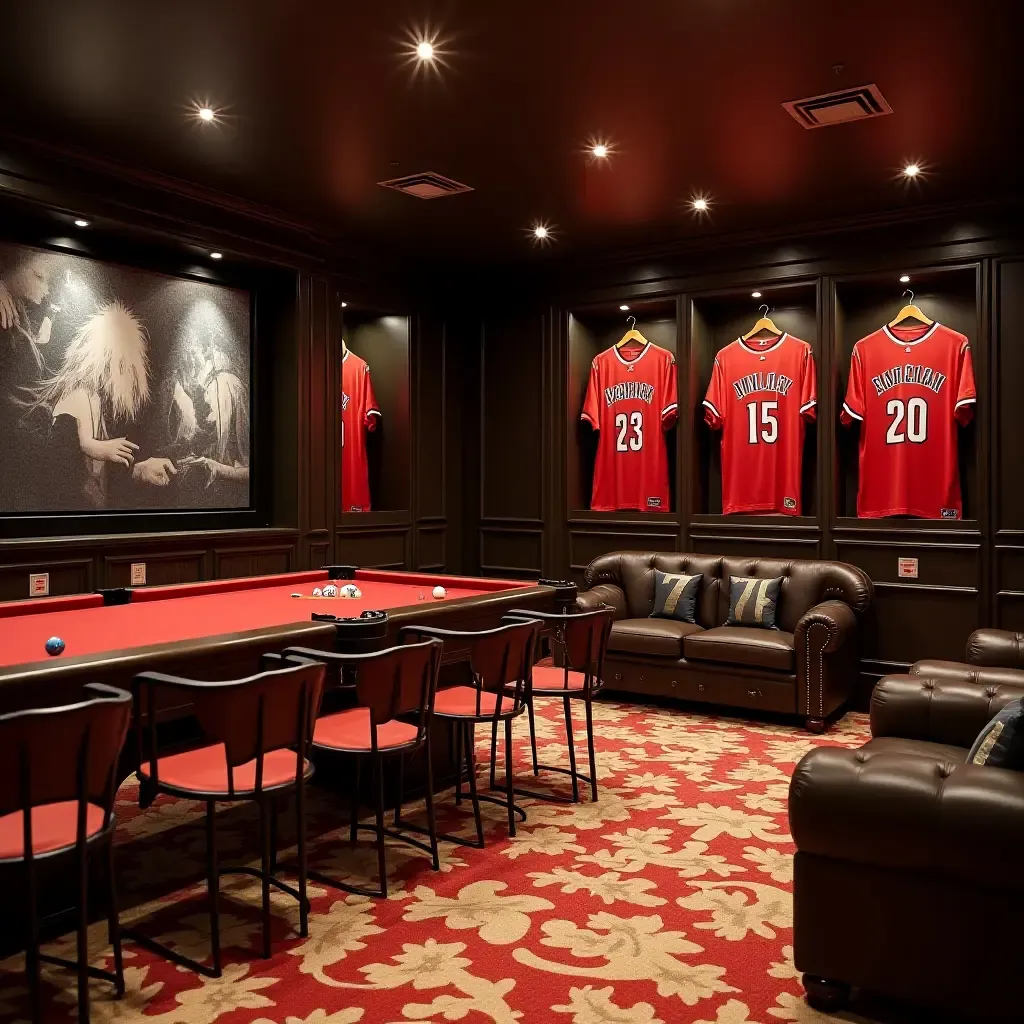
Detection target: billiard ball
<box><xmin>312</xmin><ymin>587</ymin><xmax>323</xmax><ymax>597</ymax></box>
<box><xmin>45</xmin><ymin>636</ymin><xmax>65</xmax><ymax>656</ymax></box>
<box><xmin>340</xmin><ymin>583</ymin><xmax>358</xmax><ymax>598</ymax></box>
<box><xmin>322</xmin><ymin>584</ymin><xmax>339</xmax><ymax>598</ymax></box>
<box><xmin>351</xmin><ymin>586</ymin><xmax>363</xmax><ymax>599</ymax></box>
<box><xmin>432</xmin><ymin>586</ymin><xmax>447</xmax><ymax>600</ymax></box>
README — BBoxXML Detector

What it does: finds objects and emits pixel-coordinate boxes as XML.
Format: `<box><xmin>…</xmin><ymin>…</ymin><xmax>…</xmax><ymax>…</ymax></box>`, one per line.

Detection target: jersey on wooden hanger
<box><xmin>703</xmin><ymin>333</ymin><xmax>816</xmax><ymax>515</ymax></box>
<box><xmin>841</xmin><ymin>321</ymin><xmax>976</xmax><ymax>519</ymax></box>
<box><xmin>581</xmin><ymin>341</ymin><xmax>678</xmax><ymax>511</ymax></box>
<box><xmin>341</xmin><ymin>349</ymin><xmax>381</xmax><ymax>512</ymax></box>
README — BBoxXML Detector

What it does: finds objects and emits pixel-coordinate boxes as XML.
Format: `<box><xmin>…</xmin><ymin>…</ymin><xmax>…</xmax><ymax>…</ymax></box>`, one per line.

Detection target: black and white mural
<box><xmin>0</xmin><ymin>243</ymin><xmax>251</xmax><ymax>513</ymax></box>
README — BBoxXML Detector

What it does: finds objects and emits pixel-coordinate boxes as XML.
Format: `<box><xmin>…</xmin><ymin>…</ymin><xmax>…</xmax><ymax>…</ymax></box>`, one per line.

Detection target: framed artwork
<box><xmin>0</xmin><ymin>242</ymin><xmax>251</xmax><ymax>513</ymax></box>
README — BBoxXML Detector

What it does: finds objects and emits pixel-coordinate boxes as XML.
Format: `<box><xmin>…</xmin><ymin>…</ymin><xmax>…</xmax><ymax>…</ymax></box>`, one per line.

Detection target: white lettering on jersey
<box><xmin>731</xmin><ymin>372</ymin><xmax>794</xmax><ymax>400</ymax></box>
<box><xmin>871</xmin><ymin>365</ymin><xmax>947</xmax><ymax>397</ymax></box>
<box><xmin>603</xmin><ymin>382</ymin><xmax>655</xmax><ymax>406</ymax></box>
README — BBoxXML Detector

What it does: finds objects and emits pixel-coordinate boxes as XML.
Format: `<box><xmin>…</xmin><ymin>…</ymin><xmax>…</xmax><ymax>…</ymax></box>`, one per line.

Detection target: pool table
<box><xmin>0</xmin><ymin>568</ymin><xmax>575</xmax><ymax>714</ymax></box>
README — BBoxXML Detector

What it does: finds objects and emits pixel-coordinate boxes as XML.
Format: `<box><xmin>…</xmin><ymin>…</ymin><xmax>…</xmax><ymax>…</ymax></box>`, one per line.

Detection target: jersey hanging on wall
<box><xmin>841</xmin><ymin>322</ymin><xmax>976</xmax><ymax>519</ymax></box>
<box><xmin>340</xmin><ymin>348</ymin><xmax>381</xmax><ymax>512</ymax></box>
<box><xmin>703</xmin><ymin>333</ymin><xmax>817</xmax><ymax>515</ymax></box>
<box><xmin>581</xmin><ymin>342</ymin><xmax>678</xmax><ymax>511</ymax></box>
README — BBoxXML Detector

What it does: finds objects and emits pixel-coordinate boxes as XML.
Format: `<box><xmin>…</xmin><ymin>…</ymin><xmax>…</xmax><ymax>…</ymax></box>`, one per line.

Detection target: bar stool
<box><xmin>399</xmin><ymin>618</ymin><xmax>540</xmax><ymax>844</ymax></box>
<box><xmin>127</xmin><ymin>658</ymin><xmax>325</xmax><ymax>977</ymax></box>
<box><xmin>281</xmin><ymin>637</ymin><xmax>443</xmax><ymax>898</ymax></box>
<box><xmin>0</xmin><ymin>683</ymin><xmax>132</xmax><ymax>1024</ymax></box>
<box><xmin>495</xmin><ymin>606</ymin><xmax>613</xmax><ymax>803</ymax></box>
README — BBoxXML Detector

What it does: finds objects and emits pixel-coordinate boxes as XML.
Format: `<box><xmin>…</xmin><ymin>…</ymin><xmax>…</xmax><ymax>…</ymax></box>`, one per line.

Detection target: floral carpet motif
<box><xmin>0</xmin><ymin>700</ymin><xmax>877</xmax><ymax>1024</ymax></box>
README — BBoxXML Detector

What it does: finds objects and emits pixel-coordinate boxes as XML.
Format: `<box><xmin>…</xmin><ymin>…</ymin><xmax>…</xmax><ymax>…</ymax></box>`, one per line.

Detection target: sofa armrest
<box><xmin>967</xmin><ymin>627</ymin><xmax>1024</xmax><ymax>668</ymax></box>
<box><xmin>871</xmin><ymin>673</ymin><xmax>1024</xmax><ymax>747</ymax></box>
<box><xmin>577</xmin><ymin>583</ymin><xmax>627</xmax><ymax>619</ymax></box>
<box><xmin>795</xmin><ymin>599</ymin><xmax>858</xmax><ymax>730</ymax></box>
<box><xmin>790</xmin><ymin>746</ymin><xmax>1024</xmax><ymax>888</ymax></box>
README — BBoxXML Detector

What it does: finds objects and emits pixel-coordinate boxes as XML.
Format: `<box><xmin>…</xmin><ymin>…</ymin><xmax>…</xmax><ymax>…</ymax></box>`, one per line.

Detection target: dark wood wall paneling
<box><xmin>471</xmin><ymin>209</ymin><xmax>1024</xmax><ymax>682</ymax></box>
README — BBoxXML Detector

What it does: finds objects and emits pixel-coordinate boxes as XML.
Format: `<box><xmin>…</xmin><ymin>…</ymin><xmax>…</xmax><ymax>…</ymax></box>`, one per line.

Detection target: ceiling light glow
<box><xmin>198</xmin><ymin>106</ymin><xmax>216</xmax><ymax>122</ymax></box>
<box><xmin>900</xmin><ymin>275</ymin><xmax>910</xmax><ymax>283</ymax></box>
<box><xmin>341</xmin><ymin>301</ymin><xmax>348</xmax><ymax>308</ymax></box>
<box><xmin>592</xmin><ymin>143</ymin><xmax>609</xmax><ymax>159</ymax></box>
<box><xmin>619</xmin><ymin>304</ymin><xmax>629</xmax><ymax>311</ymax></box>
<box><xmin>751</xmin><ymin>291</ymin><xmax>762</xmax><ymax>298</ymax></box>
<box><xmin>416</xmin><ymin>40</ymin><xmax>435</xmax><ymax>60</ymax></box>
<box><xmin>74</xmin><ymin>219</ymin><xmax>89</xmax><ymax>228</ymax></box>
<box><xmin>903</xmin><ymin>163</ymin><xmax>921</xmax><ymax>178</ymax></box>
<box><xmin>691</xmin><ymin>195</ymin><xmax>711</xmax><ymax>214</ymax></box>
<box><xmin>534</xmin><ymin>225</ymin><xmax>548</xmax><ymax>239</ymax></box>
<box><xmin>209</xmin><ymin>251</ymin><xmax>223</xmax><ymax>260</ymax></box>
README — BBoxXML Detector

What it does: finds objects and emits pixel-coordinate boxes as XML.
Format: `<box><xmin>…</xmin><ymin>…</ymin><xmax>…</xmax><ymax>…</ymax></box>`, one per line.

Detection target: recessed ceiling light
<box><xmin>903</xmin><ymin>162</ymin><xmax>921</xmax><ymax>178</ymax></box>
<box><xmin>691</xmin><ymin>195</ymin><xmax>711</xmax><ymax>213</ymax></box>
<box><xmin>416</xmin><ymin>40</ymin><xmax>435</xmax><ymax>60</ymax></box>
<box><xmin>619</xmin><ymin>304</ymin><xmax>629</xmax><ymax>311</ymax></box>
<box><xmin>341</xmin><ymin>301</ymin><xmax>348</xmax><ymax>308</ymax></box>
<box><xmin>209</xmin><ymin>251</ymin><xmax>223</xmax><ymax>260</ymax></box>
<box><xmin>533</xmin><ymin>225</ymin><xmax>549</xmax><ymax>239</ymax></box>
<box><xmin>198</xmin><ymin>106</ymin><xmax>216</xmax><ymax>123</ymax></box>
<box><xmin>74</xmin><ymin>218</ymin><xmax>89</xmax><ymax>228</ymax></box>
<box><xmin>751</xmin><ymin>291</ymin><xmax>762</xmax><ymax>298</ymax></box>
<box><xmin>900</xmin><ymin>275</ymin><xmax>911</xmax><ymax>283</ymax></box>
<box><xmin>592</xmin><ymin>143</ymin><xmax>609</xmax><ymax>159</ymax></box>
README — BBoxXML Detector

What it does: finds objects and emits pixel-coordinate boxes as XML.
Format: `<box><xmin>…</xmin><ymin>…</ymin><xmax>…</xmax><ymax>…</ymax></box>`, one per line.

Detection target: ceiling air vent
<box><xmin>377</xmin><ymin>171</ymin><xmax>474</xmax><ymax>199</ymax></box>
<box><xmin>783</xmin><ymin>83</ymin><xmax>893</xmax><ymax>129</ymax></box>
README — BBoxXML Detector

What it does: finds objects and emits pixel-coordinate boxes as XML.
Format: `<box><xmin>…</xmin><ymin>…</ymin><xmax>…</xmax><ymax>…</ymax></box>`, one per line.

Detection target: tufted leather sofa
<box><xmin>789</xmin><ymin>627</ymin><xmax>1024</xmax><ymax>1020</ymax></box>
<box><xmin>575</xmin><ymin>551</ymin><xmax>872</xmax><ymax>732</ymax></box>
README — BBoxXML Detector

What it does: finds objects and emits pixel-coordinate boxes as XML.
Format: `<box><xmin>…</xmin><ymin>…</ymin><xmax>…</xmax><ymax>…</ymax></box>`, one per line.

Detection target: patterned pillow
<box><xmin>967</xmin><ymin>699</ymin><xmax>1024</xmax><ymax>769</ymax></box>
<box><xmin>650</xmin><ymin>570</ymin><xmax>701</xmax><ymax>624</ymax></box>
<box><xmin>727</xmin><ymin>576</ymin><xmax>783</xmax><ymax>630</ymax></box>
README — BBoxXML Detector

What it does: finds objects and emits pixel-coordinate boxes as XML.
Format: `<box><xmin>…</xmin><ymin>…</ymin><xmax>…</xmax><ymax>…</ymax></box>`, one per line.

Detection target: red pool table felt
<box><xmin>0</xmin><ymin>570</ymin><xmax>534</xmax><ymax>668</ymax></box>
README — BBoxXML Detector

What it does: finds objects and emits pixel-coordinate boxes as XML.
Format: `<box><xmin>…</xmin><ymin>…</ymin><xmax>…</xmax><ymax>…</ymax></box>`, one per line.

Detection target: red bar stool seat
<box><xmin>137</xmin><ymin>744</ymin><xmax>311</xmax><ymax>796</ymax></box>
<box><xmin>0</xmin><ymin>801</ymin><xmax>107</xmax><ymax>858</ymax></box>
<box><xmin>313</xmin><ymin>707</ymin><xmax>420</xmax><ymax>752</ymax></box>
<box><xmin>433</xmin><ymin>686</ymin><xmax>519</xmax><ymax>717</ymax></box>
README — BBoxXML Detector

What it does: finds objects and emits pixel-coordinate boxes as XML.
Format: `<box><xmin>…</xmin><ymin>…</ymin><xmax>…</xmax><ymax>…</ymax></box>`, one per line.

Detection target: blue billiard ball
<box><xmin>45</xmin><ymin>636</ymin><xmax>65</xmax><ymax>656</ymax></box>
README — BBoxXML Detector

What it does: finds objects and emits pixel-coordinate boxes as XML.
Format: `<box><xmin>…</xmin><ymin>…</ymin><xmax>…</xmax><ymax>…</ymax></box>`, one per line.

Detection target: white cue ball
<box><xmin>312</xmin><ymin>587</ymin><xmax>323</xmax><ymax>597</ymax></box>
<box><xmin>432</xmin><ymin>585</ymin><xmax>447</xmax><ymax>599</ymax></box>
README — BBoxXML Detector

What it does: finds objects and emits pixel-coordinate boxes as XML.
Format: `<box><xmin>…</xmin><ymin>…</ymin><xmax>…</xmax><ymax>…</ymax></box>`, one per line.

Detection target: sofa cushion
<box><xmin>683</xmin><ymin>626</ymin><xmax>795</xmax><ymax>671</ymax></box>
<box><xmin>651</xmin><ymin>569</ymin><xmax>701</xmax><ymax>624</ymax></box>
<box><xmin>861</xmin><ymin>736</ymin><xmax>969</xmax><ymax>763</ymax></box>
<box><xmin>726</xmin><ymin>575</ymin><xmax>783</xmax><ymax>629</ymax></box>
<box><xmin>967</xmin><ymin>699</ymin><xmax>1024</xmax><ymax>769</ymax></box>
<box><xmin>608</xmin><ymin>618</ymin><xmax>702</xmax><ymax>658</ymax></box>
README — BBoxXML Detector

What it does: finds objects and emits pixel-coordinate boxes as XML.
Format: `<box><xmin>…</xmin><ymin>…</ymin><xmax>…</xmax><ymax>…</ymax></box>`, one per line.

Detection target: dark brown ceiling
<box><xmin>0</xmin><ymin>0</ymin><xmax>1019</xmax><ymax>263</ymax></box>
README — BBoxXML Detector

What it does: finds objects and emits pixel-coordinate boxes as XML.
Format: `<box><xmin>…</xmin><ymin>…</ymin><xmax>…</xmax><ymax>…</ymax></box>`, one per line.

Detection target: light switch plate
<box><xmin>29</xmin><ymin>572</ymin><xmax>50</xmax><ymax>597</ymax></box>
<box><xmin>130</xmin><ymin>562</ymin><xmax>147</xmax><ymax>586</ymax></box>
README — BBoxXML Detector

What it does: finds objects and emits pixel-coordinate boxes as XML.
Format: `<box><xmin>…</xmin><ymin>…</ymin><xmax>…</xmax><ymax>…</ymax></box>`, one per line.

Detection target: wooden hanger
<box><xmin>742</xmin><ymin>304</ymin><xmax>782</xmax><ymax>341</ymax></box>
<box><xmin>889</xmin><ymin>289</ymin><xmax>934</xmax><ymax>328</ymax></box>
<box><xmin>616</xmin><ymin>315</ymin><xmax>648</xmax><ymax>349</ymax></box>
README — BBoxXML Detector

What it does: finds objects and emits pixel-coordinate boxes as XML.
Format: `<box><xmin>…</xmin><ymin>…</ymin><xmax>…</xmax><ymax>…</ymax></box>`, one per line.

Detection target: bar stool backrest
<box><xmin>507</xmin><ymin>606</ymin><xmax>614</xmax><ymax>688</ymax></box>
<box><xmin>133</xmin><ymin>662</ymin><xmax>326</xmax><ymax>795</ymax></box>
<box><xmin>0</xmin><ymin>684</ymin><xmax>132</xmax><ymax>858</ymax></box>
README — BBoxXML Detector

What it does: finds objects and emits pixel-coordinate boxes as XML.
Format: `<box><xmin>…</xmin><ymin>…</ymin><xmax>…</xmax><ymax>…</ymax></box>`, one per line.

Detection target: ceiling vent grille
<box><xmin>377</xmin><ymin>171</ymin><xmax>474</xmax><ymax>199</ymax></box>
<box><xmin>783</xmin><ymin>83</ymin><xmax>893</xmax><ymax>129</ymax></box>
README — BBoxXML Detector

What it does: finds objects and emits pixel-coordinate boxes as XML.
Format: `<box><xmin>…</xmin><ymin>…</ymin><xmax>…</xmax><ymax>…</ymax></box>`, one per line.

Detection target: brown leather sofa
<box><xmin>790</xmin><ymin>627</ymin><xmax>1024</xmax><ymax>1020</ymax></box>
<box><xmin>575</xmin><ymin>551</ymin><xmax>872</xmax><ymax>731</ymax></box>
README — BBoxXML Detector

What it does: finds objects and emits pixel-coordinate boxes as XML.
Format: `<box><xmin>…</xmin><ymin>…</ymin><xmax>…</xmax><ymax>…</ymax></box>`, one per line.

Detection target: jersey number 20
<box><xmin>615</xmin><ymin>412</ymin><xmax>643</xmax><ymax>451</ymax></box>
<box><xmin>886</xmin><ymin>397</ymin><xmax>927</xmax><ymax>444</ymax></box>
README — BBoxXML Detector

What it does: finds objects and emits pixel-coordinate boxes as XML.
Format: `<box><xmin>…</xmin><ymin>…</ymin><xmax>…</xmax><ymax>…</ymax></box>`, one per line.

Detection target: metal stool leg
<box><xmin>350</xmin><ymin>758</ymin><xmax>361</xmax><ymax>842</ymax></box>
<box><xmin>423</xmin><ymin>733</ymin><xmax>440</xmax><ymax>870</ymax></box>
<box><xmin>296</xmin><ymin>775</ymin><xmax>309</xmax><ymax>938</ymax></box>
<box><xmin>464</xmin><ymin>723</ymin><xmax>484</xmax><ymax>847</ymax></box>
<box><xmin>206</xmin><ymin>800</ymin><xmax>222</xmax><ymax>977</ymax></box>
<box><xmin>563</xmin><ymin>696</ymin><xmax>580</xmax><ymax>803</ymax></box>
<box><xmin>585</xmin><ymin>696</ymin><xmax>598</xmax><ymax>801</ymax></box>
<box><xmin>504</xmin><ymin>718</ymin><xmax>516</xmax><ymax>837</ymax></box>
<box><xmin>77</xmin><ymin>841</ymin><xmax>90</xmax><ymax>1024</ymax></box>
<box><xmin>527</xmin><ymin>696</ymin><xmax>539</xmax><ymax>775</ymax></box>
<box><xmin>260</xmin><ymin>800</ymin><xmax>272</xmax><ymax>958</ymax></box>
<box><xmin>373</xmin><ymin>754</ymin><xmax>388</xmax><ymax>898</ymax></box>
<box><xmin>107</xmin><ymin>836</ymin><xmax>125</xmax><ymax>997</ymax></box>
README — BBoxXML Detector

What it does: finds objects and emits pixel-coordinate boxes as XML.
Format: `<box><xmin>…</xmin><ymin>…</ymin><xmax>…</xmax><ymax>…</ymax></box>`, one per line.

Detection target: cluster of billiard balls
<box><xmin>290</xmin><ymin>584</ymin><xmax>449</xmax><ymax>600</ymax></box>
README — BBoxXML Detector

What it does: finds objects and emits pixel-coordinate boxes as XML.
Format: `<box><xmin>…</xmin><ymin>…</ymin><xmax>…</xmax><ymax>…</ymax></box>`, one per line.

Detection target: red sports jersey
<box><xmin>581</xmin><ymin>342</ymin><xmax>678</xmax><ymax>511</ymax></box>
<box><xmin>703</xmin><ymin>333</ymin><xmax>817</xmax><ymax>516</ymax></box>
<box><xmin>340</xmin><ymin>349</ymin><xmax>381</xmax><ymax>512</ymax></box>
<box><xmin>841</xmin><ymin>322</ymin><xmax>976</xmax><ymax>519</ymax></box>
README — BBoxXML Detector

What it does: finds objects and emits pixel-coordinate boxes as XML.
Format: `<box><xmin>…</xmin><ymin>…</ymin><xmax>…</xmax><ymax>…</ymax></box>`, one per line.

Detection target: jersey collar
<box><xmin>613</xmin><ymin>340</ymin><xmax>651</xmax><ymax>366</ymax></box>
<box><xmin>738</xmin><ymin>332</ymin><xmax>787</xmax><ymax>356</ymax></box>
<box><xmin>342</xmin><ymin>348</ymin><xmax>350</xmax><ymax>362</ymax></box>
<box><xmin>883</xmin><ymin>321</ymin><xmax>940</xmax><ymax>347</ymax></box>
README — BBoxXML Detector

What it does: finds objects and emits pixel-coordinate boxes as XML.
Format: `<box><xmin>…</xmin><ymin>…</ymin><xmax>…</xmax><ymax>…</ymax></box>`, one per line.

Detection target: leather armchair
<box><xmin>576</xmin><ymin>551</ymin><xmax>871</xmax><ymax>731</ymax></box>
<box><xmin>790</xmin><ymin>657</ymin><xmax>1024</xmax><ymax>1020</ymax></box>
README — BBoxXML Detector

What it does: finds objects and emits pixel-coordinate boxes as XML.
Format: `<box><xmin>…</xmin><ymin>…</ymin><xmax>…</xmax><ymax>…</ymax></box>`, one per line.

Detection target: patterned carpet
<box><xmin>0</xmin><ymin>699</ymin><xmax>884</xmax><ymax>1024</ymax></box>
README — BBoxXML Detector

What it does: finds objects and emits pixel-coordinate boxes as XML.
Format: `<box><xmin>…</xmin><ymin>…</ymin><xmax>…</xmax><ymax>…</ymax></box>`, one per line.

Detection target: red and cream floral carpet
<box><xmin>1</xmin><ymin>700</ymin><xmax>883</xmax><ymax>1024</ymax></box>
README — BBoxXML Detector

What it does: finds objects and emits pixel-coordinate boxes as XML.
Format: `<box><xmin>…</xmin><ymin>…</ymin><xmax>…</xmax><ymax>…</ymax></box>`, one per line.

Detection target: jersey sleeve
<box><xmin>841</xmin><ymin>345</ymin><xmax>865</xmax><ymax>425</ymax></box>
<box><xmin>363</xmin><ymin>365</ymin><xmax>381</xmax><ymax>431</ymax></box>
<box><xmin>581</xmin><ymin>360</ymin><xmax>600</xmax><ymax>430</ymax></box>
<box><xmin>954</xmin><ymin>340</ymin><xmax>977</xmax><ymax>425</ymax></box>
<box><xmin>800</xmin><ymin>346</ymin><xmax>817</xmax><ymax>422</ymax></box>
<box><xmin>702</xmin><ymin>355</ymin><xmax>725</xmax><ymax>430</ymax></box>
<box><xmin>662</xmin><ymin>356</ymin><xmax>679</xmax><ymax>427</ymax></box>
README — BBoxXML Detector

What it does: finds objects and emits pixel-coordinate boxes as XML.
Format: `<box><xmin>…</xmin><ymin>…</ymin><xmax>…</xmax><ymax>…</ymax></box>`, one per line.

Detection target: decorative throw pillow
<box><xmin>727</xmin><ymin>575</ymin><xmax>783</xmax><ymax>630</ymax></box>
<box><xmin>967</xmin><ymin>699</ymin><xmax>1024</xmax><ymax>769</ymax></box>
<box><xmin>650</xmin><ymin>570</ymin><xmax>701</xmax><ymax>624</ymax></box>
